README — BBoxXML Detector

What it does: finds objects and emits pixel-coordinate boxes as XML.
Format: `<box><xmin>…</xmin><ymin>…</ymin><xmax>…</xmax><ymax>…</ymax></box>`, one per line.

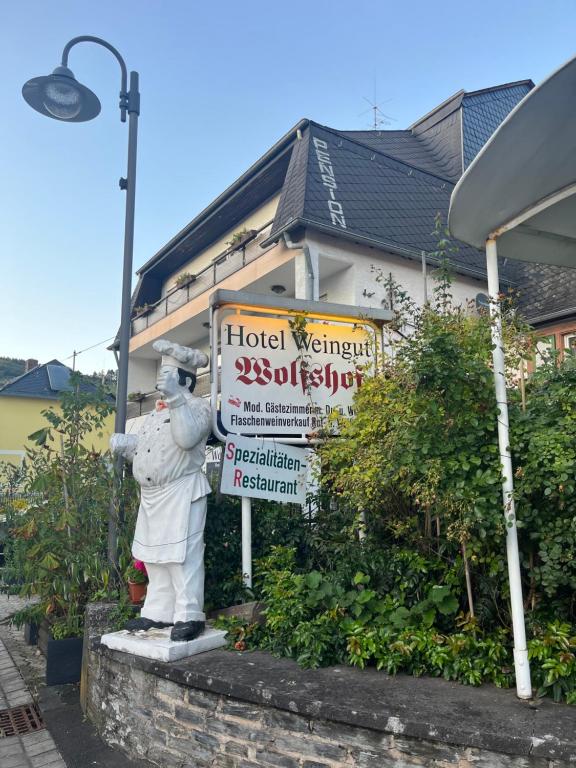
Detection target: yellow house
<box><xmin>0</xmin><ymin>360</ymin><xmax>115</xmax><ymax>467</ymax></box>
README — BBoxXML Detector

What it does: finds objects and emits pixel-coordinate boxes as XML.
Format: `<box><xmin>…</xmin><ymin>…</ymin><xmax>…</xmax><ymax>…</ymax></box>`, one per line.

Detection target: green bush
<box><xmin>204</xmin><ymin>493</ymin><xmax>311</xmax><ymax>612</ymax></box>
<box><xmin>528</xmin><ymin>622</ymin><xmax>576</xmax><ymax>704</ymax></box>
<box><xmin>218</xmin><ymin>228</ymin><xmax>576</xmax><ymax>704</ymax></box>
<box><xmin>217</xmin><ymin>546</ymin><xmax>575</xmax><ymax>700</ymax></box>
<box><xmin>0</xmin><ymin>375</ymin><xmax>138</xmax><ymax>638</ymax></box>
<box><xmin>511</xmin><ymin>359</ymin><xmax>576</xmax><ymax>608</ymax></box>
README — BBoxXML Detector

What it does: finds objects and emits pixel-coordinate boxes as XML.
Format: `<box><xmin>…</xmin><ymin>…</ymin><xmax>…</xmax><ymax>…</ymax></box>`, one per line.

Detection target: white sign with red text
<box><xmin>220</xmin><ymin>435</ymin><xmax>308</xmax><ymax>503</ymax></box>
<box><xmin>220</xmin><ymin>314</ymin><xmax>374</xmax><ymax>435</ymax></box>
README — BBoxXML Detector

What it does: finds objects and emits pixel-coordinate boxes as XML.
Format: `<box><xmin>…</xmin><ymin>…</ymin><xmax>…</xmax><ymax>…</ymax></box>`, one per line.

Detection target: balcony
<box><xmin>126</xmin><ymin>370</ymin><xmax>212</xmax><ymax>420</ymax></box>
<box><xmin>131</xmin><ymin>222</ymin><xmax>276</xmax><ymax>337</ymax></box>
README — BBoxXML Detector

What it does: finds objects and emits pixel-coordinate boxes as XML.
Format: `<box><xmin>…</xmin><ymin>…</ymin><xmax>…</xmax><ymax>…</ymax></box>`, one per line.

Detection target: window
<box><xmin>563</xmin><ymin>332</ymin><xmax>576</xmax><ymax>356</ymax></box>
<box><xmin>534</xmin><ymin>335</ymin><xmax>556</xmax><ymax>367</ymax></box>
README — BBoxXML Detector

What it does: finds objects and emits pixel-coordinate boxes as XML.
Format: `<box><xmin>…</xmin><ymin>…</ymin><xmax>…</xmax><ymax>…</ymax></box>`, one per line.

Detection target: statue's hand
<box><xmin>110</xmin><ymin>433</ymin><xmax>137</xmax><ymax>460</ymax></box>
<box><xmin>156</xmin><ymin>367</ymin><xmax>181</xmax><ymax>398</ymax></box>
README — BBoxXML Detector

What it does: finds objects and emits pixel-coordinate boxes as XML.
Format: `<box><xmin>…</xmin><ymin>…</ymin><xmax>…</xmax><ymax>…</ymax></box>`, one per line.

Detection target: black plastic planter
<box><xmin>23</xmin><ymin>621</ymin><xmax>38</xmax><ymax>646</ymax></box>
<box><xmin>45</xmin><ymin>636</ymin><xmax>83</xmax><ymax>686</ymax></box>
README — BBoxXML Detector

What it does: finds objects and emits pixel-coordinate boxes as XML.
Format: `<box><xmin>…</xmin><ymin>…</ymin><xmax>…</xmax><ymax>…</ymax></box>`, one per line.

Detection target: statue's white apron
<box><xmin>132</xmin><ymin>470</ymin><xmax>211</xmax><ymax>564</ymax></box>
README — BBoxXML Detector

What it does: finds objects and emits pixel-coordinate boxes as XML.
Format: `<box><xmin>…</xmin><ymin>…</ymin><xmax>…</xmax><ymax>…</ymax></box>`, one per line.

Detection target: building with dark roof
<box><xmin>0</xmin><ymin>360</ymin><xmax>114</xmax><ymax>465</ymax></box>
<box><xmin>125</xmin><ymin>79</ymin><xmax>576</xmax><ymax>416</ymax></box>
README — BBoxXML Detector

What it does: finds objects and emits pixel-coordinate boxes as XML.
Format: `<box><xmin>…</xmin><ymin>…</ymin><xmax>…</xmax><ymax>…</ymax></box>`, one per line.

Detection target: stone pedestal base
<box><xmin>100</xmin><ymin>626</ymin><xmax>227</xmax><ymax>662</ymax></box>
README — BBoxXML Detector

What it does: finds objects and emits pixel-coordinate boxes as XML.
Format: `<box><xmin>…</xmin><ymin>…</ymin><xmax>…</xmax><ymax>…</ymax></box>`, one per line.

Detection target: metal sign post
<box><xmin>241</xmin><ymin>497</ymin><xmax>252</xmax><ymax>588</ymax></box>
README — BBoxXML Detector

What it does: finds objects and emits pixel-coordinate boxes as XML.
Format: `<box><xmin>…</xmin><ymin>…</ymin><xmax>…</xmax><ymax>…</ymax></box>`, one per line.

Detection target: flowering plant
<box><xmin>124</xmin><ymin>559</ymin><xmax>148</xmax><ymax>585</ymax></box>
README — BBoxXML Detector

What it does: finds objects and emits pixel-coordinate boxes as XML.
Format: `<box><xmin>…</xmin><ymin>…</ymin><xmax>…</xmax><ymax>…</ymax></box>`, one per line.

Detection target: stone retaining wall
<box><xmin>83</xmin><ymin>602</ymin><xmax>576</xmax><ymax>768</ymax></box>
<box><xmin>85</xmin><ymin>640</ymin><xmax>576</xmax><ymax>768</ymax></box>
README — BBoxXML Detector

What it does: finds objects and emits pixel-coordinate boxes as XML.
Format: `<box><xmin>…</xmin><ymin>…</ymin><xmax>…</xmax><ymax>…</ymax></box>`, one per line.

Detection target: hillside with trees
<box><xmin>0</xmin><ymin>357</ymin><xmax>25</xmax><ymax>387</ymax></box>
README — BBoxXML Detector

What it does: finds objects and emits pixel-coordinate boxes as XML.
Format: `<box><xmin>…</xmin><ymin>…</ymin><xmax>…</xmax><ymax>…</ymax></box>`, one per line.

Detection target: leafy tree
<box><xmin>1</xmin><ymin>374</ymin><xmax>137</xmax><ymax>638</ymax></box>
<box><xmin>216</xmin><ymin>222</ymin><xmax>576</xmax><ymax>703</ymax></box>
<box><xmin>511</xmin><ymin>358</ymin><xmax>576</xmax><ymax>612</ymax></box>
<box><xmin>319</xmin><ymin>241</ymin><xmax>532</xmax><ymax>622</ymax></box>
<box><xmin>0</xmin><ymin>356</ymin><xmax>25</xmax><ymax>387</ymax></box>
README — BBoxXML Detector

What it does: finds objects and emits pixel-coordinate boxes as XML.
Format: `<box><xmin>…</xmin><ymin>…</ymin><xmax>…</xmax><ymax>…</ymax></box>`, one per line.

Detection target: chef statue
<box><xmin>110</xmin><ymin>339</ymin><xmax>212</xmax><ymax>643</ymax></box>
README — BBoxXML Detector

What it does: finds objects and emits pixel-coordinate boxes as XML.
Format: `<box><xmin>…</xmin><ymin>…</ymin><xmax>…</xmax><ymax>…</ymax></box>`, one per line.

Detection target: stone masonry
<box><xmin>85</xmin><ymin>638</ymin><xmax>576</xmax><ymax>768</ymax></box>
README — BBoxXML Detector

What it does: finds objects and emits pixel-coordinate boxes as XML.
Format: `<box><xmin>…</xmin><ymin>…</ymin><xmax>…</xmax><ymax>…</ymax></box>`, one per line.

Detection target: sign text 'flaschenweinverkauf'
<box><xmin>220</xmin><ymin>314</ymin><xmax>375</xmax><ymax>435</ymax></box>
<box><xmin>220</xmin><ymin>435</ymin><xmax>308</xmax><ymax>504</ymax></box>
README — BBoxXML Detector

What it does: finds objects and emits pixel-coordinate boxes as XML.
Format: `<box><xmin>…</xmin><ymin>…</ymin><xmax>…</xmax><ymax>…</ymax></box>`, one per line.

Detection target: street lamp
<box><xmin>23</xmin><ymin>36</ymin><xmax>140</xmax><ymax>565</ymax></box>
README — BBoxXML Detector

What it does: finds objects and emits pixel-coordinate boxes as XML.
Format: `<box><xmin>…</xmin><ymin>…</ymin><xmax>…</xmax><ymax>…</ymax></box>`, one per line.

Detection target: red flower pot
<box><xmin>128</xmin><ymin>580</ymin><xmax>147</xmax><ymax>605</ymax></box>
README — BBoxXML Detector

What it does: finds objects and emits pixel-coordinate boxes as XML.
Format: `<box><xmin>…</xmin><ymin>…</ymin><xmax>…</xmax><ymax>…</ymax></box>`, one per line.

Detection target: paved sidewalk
<box><xmin>0</xmin><ymin>595</ymin><xmax>154</xmax><ymax>768</ymax></box>
<box><xmin>0</xmin><ymin>637</ymin><xmax>66</xmax><ymax>768</ymax></box>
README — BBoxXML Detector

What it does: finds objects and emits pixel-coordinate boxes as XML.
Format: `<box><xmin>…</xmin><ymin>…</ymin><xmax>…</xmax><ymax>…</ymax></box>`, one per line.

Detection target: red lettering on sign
<box><xmin>234</xmin><ymin>356</ymin><xmax>364</xmax><ymax>397</ymax></box>
<box><xmin>235</xmin><ymin>357</ymin><xmax>273</xmax><ymax>385</ymax></box>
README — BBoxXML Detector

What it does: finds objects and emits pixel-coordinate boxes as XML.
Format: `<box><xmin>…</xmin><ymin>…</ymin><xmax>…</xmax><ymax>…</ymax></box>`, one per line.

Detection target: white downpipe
<box><xmin>283</xmin><ymin>231</ymin><xmax>316</xmax><ymax>300</ymax></box>
<box><xmin>486</xmin><ymin>238</ymin><xmax>532</xmax><ymax>699</ymax></box>
<box><xmin>241</xmin><ymin>496</ymin><xmax>252</xmax><ymax>588</ymax></box>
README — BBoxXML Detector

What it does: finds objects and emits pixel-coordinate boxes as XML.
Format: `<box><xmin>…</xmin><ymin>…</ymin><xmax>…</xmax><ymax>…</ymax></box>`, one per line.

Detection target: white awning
<box><xmin>448</xmin><ymin>55</ymin><xmax>576</xmax><ymax>267</ymax></box>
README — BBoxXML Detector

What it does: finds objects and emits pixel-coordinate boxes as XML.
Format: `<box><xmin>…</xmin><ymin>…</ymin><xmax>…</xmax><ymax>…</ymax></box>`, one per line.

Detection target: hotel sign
<box><xmin>220</xmin><ymin>313</ymin><xmax>375</xmax><ymax>435</ymax></box>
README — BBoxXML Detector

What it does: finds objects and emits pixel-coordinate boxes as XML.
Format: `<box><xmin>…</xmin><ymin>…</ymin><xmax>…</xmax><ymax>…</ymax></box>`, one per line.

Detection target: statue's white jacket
<box><xmin>128</xmin><ymin>393</ymin><xmax>212</xmax><ymax>564</ymax></box>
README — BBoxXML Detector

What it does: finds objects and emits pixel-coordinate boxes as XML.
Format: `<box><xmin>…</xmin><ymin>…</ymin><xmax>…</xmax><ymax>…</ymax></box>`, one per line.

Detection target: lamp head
<box><xmin>22</xmin><ymin>65</ymin><xmax>101</xmax><ymax>122</ymax></box>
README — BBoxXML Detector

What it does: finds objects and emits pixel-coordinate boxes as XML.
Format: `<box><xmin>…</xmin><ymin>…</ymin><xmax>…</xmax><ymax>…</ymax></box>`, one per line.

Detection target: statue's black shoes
<box><xmin>170</xmin><ymin>620</ymin><xmax>205</xmax><ymax>642</ymax></box>
<box><xmin>125</xmin><ymin>616</ymin><xmax>171</xmax><ymax>632</ymax></box>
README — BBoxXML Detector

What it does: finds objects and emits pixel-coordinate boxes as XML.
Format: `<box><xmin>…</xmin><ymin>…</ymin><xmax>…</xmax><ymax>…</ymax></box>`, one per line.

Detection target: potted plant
<box><xmin>43</xmin><ymin>610</ymin><xmax>85</xmax><ymax>685</ymax></box>
<box><xmin>226</xmin><ymin>228</ymin><xmax>257</xmax><ymax>250</ymax></box>
<box><xmin>127</xmin><ymin>391</ymin><xmax>146</xmax><ymax>403</ymax></box>
<box><xmin>132</xmin><ymin>303</ymin><xmax>152</xmax><ymax>319</ymax></box>
<box><xmin>9</xmin><ymin>603</ymin><xmax>44</xmax><ymax>646</ymax></box>
<box><xmin>125</xmin><ymin>560</ymin><xmax>148</xmax><ymax>605</ymax></box>
<box><xmin>0</xmin><ymin>375</ymin><xmax>132</xmax><ymax>686</ymax></box>
<box><xmin>174</xmin><ymin>272</ymin><xmax>196</xmax><ymax>289</ymax></box>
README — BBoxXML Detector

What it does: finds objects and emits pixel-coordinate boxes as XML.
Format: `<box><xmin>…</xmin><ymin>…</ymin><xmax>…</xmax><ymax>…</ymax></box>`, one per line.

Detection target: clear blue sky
<box><xmin>2</xmin><ymin>0</ymin><xmax>575</xmax><ymax>374</ymax></box>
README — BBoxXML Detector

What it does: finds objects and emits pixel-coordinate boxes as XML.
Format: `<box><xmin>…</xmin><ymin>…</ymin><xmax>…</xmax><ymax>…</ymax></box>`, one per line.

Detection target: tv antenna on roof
<box><xmin>359</xmin><ymin>96</ymin><xmax>395</xmax><ymax>130</ymax></box>
<box><xmin>360</xmin><ymin>74</ymin><xmax>395</xmax><ymax>129</ymax></box>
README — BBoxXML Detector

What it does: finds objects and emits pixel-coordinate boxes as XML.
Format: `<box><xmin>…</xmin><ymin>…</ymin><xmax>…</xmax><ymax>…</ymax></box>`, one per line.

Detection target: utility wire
<box><xmin>62</xmin><ymin>335</ymin><xmax>116</xmax><ymax>366</ymax></box>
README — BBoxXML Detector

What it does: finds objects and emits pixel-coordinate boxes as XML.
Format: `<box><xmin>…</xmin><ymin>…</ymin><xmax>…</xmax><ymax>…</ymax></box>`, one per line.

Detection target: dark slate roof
<box><xmin>506</xmin><ymin>261</ymin><xmax>576</xmax><ymax>325</ymax></box>
<box><xmin>0</xmin><ymin>360</ymin><xmax>109</xmax><ymax>400</ymax></box>
<box><xmin>406</xmin><ymin>82</ymin><xmax>533</xmax><ymax>180</ymax></box>
<box><xmin>270</xmin><ymin>128</ymin><xmax>310</xmax><ymax>235</ymax></box>
<box><xmin>133</xmin><ymin>120</ymin><xmax>308</xmax><ymax>308</ymax></box>
<box><xmin>267</xmin><ymin>122</ymin><xmax>489</xmax><ymax>279</ymax></box>
<box><xmin>265</xmin><ymin>83</ymin><xmax>535</xmax><ymax>279</ymax></box>
<box><xmin>412</xmin><ymin>108</ymin><xmax>463</xmax><ymax>182</ymax></box>
<box><xmin>133</xmin><ymin>79</ymin><xmax>549</xmax><ymax>309</ymax></box>
<box><xmin>409</xmin><ymin>89</ymin><xmax>465</xmax><ymax>132</ymax></box>
<box><xmin>338</xmin><ymin>130</ymin><xmax>450</xmax><ymax>178</ymax></box>
<box><xmin>407</xmin><ymin>90</ymin><xmax>466</xmax><ymax>181</ymax></box>
<box><xmin>462</xmin><ymin>83</ymin><xmax>533</xmax><ymax>168</ymax></box>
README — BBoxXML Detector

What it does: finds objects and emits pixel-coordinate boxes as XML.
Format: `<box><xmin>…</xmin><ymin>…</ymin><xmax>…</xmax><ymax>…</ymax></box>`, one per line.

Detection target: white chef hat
<box><xmin>153</xmin><ymin>339</ymin><xmax>208</xmax><ymax>374</ymax></box>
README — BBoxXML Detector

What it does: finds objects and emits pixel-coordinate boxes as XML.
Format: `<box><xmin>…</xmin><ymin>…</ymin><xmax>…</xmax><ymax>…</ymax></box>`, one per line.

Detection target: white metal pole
<box><xmin>421</xmin><ymin>251</ymin><xmax>428</xmax><ymax>304</ymax></box>
<box><xmin>241</xmin><ymin>496</ymin><xmax>252</xmax><ymax>588</ymax></box>
<box><xmin>485</xmin><ymin>238</ymin><xmax>532</xmax><ymax>699</ymax></box>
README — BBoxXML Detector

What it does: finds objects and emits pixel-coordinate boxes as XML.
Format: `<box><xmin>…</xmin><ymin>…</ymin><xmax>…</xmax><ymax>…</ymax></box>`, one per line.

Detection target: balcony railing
<box><xmin>127</xmin><ymin>371</ymin><xmax>212</xmax><ymax>420</ymax></box>
<box><xmin>131</xmin><ymin>221</ymin><xmax>276</xmax><ymax>336</ymax></box>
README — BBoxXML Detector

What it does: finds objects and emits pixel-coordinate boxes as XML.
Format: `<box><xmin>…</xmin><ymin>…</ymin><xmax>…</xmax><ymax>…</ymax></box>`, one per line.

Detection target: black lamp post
<box><xmin>23</xmin><ymin>36</ymin><xmax>140</xmax><ymax>565</ymax></box>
